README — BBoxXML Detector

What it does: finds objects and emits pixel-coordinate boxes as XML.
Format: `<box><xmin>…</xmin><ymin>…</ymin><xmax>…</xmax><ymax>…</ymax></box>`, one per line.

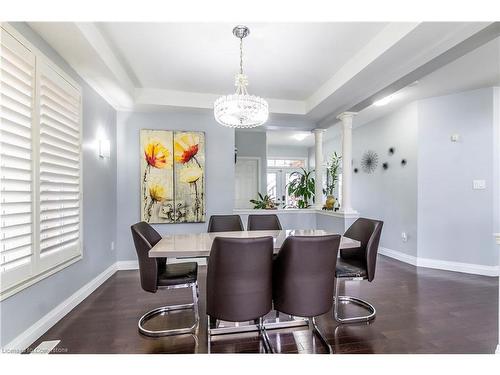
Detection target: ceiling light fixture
<box><xmin>373</xmin><ymin>94</ymin><xmax>395</xmax><ymax>107</ymax></box>
<box><xmin>293</xmin><ymin>133</ymin><xmax>308</xmax><ymax>141</ymax></box>
<box><xmin>214</xmin><ymin>26</ymin><xmax>269</xmax><ymax>128</ymax></box>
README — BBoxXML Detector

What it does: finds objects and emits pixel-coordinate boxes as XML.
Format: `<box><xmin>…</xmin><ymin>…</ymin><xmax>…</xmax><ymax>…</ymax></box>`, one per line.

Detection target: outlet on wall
<box><xmin>401</xmin><ymin>232</ymin><xmax>408</xmax><ymax>242</ymax></box>
<box><xmin>110</xmin><ymin>241</ymin><xmax>115</xmax><ymax>251</ymax></box>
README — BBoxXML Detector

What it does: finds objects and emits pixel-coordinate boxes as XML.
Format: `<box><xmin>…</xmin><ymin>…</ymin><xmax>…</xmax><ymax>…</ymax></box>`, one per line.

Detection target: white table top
<box><xmin>149</xmin><ymin>229</ymin><xmax>360</xmax><ymax>258</ymax></box>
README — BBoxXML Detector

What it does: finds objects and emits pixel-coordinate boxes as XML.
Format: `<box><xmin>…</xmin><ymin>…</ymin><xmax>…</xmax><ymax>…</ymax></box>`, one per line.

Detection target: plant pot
<box><xmin>323</xmin><ymin>195</ymin><xmax>336</xmax><ymax>210</ymax></box>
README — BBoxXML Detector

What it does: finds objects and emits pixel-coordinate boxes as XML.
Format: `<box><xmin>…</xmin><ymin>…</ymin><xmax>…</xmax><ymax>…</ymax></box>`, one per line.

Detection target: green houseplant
<box><xmin>286</xmin><ymin>168</ymin><xmax>315</xmax><ymax>208</ymax></box>
<box><xmin>323</xmin><ymin>152</ymin><xmax>342</xmax><ymax>210</ymax></box>
<box><xmin>250</xmin><ymin>193</ymin><xmax>277</xmax><ymax>209</ymax></box>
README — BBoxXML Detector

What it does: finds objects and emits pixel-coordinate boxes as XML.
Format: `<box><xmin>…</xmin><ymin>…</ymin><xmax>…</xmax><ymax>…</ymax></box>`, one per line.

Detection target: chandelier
<box><xmin>214</xmin><ymin>25</ymin><xmax>269</xmax><ymax>128</ymax></box>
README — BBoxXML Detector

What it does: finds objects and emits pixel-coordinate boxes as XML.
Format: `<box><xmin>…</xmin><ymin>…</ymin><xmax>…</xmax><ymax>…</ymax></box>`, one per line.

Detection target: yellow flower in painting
<box><xmin>149</xmin><ymin>183</ymin><xmax>167</xmax><ymax>202</ymax></box>
<box><xmin>144</xmin><ymin>141</ymin><xmax>172</xmax><ymax>169</ymax></box>
<box><xmin>174</xmin><ymin>133</ymin><xmax>200</xmax><ymax>164</ymax></box>
<box><xmin>179</xmin><ymin>165</ymin><xmax>203</xmax><ymax>184</ymax></box>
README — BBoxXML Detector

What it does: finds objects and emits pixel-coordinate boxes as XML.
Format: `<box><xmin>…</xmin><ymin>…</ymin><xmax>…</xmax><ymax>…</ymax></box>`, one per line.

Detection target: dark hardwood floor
<box><xmin>28</xmin><ymin>255</ymin><xmax>498</xmax><ymax>354</ymax></box>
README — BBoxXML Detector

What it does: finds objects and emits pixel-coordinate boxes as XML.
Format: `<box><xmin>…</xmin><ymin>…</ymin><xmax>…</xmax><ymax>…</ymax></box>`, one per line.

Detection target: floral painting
<box><xmin>140</xmin><ymin>129</ymin><xmax>205</xmax><ymax>223</ymax></box>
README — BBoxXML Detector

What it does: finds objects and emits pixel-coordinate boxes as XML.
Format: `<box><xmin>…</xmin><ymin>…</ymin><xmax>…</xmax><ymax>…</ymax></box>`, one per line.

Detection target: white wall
<box><xmin>116</xmin><ymin>111</ymin><xmax>235</xmax><ymax>261</ymax></box>
<box><xmin>418</xmin><ymin>88</ymin><xmax>498</xmax><ymax>267</ymax></box>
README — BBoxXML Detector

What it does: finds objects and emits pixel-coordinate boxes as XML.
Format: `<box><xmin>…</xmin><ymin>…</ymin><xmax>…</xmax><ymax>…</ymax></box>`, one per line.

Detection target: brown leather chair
<box><xmin>247</xmin><ymin>214</ymin><xmax>282</xmax><ymax>231</ymax></box>
<box><xmin>131</xmin><ymin>222</ymin><xmax>199</xmax><ymax>337</ymax></box>
<box><xmin>273</xmin><ymin>235</ymin><xmax>341</xmax><ymax>354</ymax></box>
<box><xmin>207</xmin><ymin>215</ymin><xmax>244</xmax><ymax>232</ymax></box>
<box><xmin>206</xmin><ymin>236</ymin><xmax>274</xmax><ymax>353</ymax></box>
<box><xmin>334</xmin><ymin>218</ymin><xmax>383</xmax><ymax>323</ymax></box>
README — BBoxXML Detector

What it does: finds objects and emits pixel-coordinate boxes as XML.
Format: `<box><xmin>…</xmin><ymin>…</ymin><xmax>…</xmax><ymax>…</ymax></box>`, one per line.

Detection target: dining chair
<box><xmin>334</xmin><ymin>218</ymin><xmax>383</xmax><ymax>323</ymax></box>
<box><xmin>247</xmin><ymin>214</ymin><xmax>282</xmax><ymax>231</ymax></box>
<box><xmin>207</xmin><ymin>214</ymin><xmax>244</xmax><ymax>232</ymax></box>
<box><xmin>206</xmin><ymin>236</ymin><xmax>274</xmax><ymax>353</ymax></box>
<box><xmin>131</xmin><ymin>222</ymin><xmax>199</xmax><ymax>337</ymax></box>
<box><xmin>273</xmin><ymin>235</ymin><xmax>341</xmax><ymax>354</ymax></box>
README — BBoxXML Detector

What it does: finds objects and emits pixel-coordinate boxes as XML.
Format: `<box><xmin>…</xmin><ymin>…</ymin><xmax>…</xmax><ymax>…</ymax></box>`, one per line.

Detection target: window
<box><xmin>267</xmin><ymin>158</ymin><xmax>305</xmax><ymax>168</ymax></box>
<box><xmin>0</xmin><ymin>25</ymin><xmax>82</xmax><ymax>299</ymax></box>
<box><xmin>266</xmin><ymin>158</ymin><xmax>307</xmax><ymax>207</ymax></box>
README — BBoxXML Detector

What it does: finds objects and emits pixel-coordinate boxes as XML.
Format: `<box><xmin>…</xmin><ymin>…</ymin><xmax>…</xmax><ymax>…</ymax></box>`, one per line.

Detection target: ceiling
<box><xmin>267</xmin><ymin>130</ymin><xmax>315</xmax><ymax>147</ymax></box>
<box><xmin>27</xmin><ymin>21</ymin><xmax>500</xmax><ymax>127</ymax></box>
<box><xmin>354</xmin><ymin>36</ymin><xmax>500</xmax><ymax>127</ymax></box>
<box><xmin>97</xmin><ymin>22</ymin><xmax>388</xmax><ymax>101</ymax></box>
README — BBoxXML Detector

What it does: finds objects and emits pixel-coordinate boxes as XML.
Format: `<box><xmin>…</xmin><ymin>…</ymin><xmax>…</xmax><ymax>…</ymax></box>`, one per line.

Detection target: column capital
<box><xmin>312</xmin><ymin>128</ymin><xmax>326</xmax><ymax>134</ymax></box>
<box><xmin>336</xmin><ymin>112</ymin><xmax>357</xmax><ymax>121</ymax></box>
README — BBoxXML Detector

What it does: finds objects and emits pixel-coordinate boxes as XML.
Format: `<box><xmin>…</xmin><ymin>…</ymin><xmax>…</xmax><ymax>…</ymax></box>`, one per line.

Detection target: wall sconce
<box><xmin>98</xmin><ymin>139</ymin><xmax>111</xmax><ymax>159</ymax></box>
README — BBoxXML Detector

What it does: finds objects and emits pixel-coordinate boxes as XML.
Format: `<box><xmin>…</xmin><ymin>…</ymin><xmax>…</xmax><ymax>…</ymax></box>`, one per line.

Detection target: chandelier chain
<box><xmin>239</xmin><ymin>36</ymin><xmax>243</xmax><ymax>75</ymax></box>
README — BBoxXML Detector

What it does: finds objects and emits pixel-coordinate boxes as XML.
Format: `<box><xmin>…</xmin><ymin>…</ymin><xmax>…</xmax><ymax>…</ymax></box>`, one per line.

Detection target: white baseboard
<box><xmin>379</xmin><ymin>247</ymin><xmax>417</xmax><ymax>266</ymax></box>
<box><xmin>379</xmin><ymin>247</ymin><xmax>499</xmax><ymax>277</ymax></box>
<box><xmin>116</xmin><ymin>260</ymin><xmax>139</xmax><ymax>270</ymax></box>
<box><xmin>3</xmin><ymin>263</ymin><xmax>117</xmax><ymax>353</ymax></box>
<box><xmin>496</xmin><ymin>344</ymin><xmax>500</xmax><ymax>354</ymax></box>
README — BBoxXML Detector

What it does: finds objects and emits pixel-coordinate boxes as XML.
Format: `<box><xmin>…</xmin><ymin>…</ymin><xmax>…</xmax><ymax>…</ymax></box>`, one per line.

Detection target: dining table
<box><xmin>148</xmin><ymin>229</ymin><xmax>361</xmax><ymax>336</ymax></box>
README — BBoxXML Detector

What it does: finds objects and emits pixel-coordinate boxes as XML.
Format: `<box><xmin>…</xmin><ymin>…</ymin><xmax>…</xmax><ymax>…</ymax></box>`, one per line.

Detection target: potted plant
<box><xmin>286</xmin><ymin>168</ymin><xmax>315</xmax><ymax>208</ymax></box>
<box><xmin>250</xmin><ymin>193</ymin><xmax>277</xmax><ymax>209</ymax></box>
<box><xmin>323</xmin><ymin>152</ymin><xmax>342</xmax><ymax>210</ymax></box>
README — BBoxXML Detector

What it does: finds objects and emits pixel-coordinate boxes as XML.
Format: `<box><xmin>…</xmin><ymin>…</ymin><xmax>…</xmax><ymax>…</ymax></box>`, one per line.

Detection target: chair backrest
<box><xmin>207</xmin><ymin>215</ymin><xmax>244</xmax><ymax>232</ymax></box>
<box><xmin>130</xmin><ymin>221</ymin><xmax>163</xmax><ymax>293</ymax></box>
<box><xmin>342</xmin><ymin>218</ymin><xmax>383</xmax><ymax>282</ymax></box>
<box><xmin>206</xmin><ymin>236</ymin><xmax>273</xmax><ymax>322</ymax></box>
<box><xmin>247</xmin><ymin>214</ymin><xmax>282</xmax><ymax>231</ymax></box>
<box><xmin>273</xmin><ymin>235</ymin><xmax>341</xmax><ymax>318</ymax></box>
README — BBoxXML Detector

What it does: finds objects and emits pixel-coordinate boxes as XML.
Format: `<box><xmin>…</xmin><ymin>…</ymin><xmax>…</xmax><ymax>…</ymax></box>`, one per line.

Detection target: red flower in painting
<box><xmin>174</xmin><ymin>133</ymin><xmax>200</xmax><ymax>164</ymax></box>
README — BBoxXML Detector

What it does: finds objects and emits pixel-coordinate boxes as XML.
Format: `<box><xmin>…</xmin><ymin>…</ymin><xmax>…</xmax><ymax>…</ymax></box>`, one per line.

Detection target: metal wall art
<box><xmin>360</xmin><ymin>151</ymin><xmax>379</xmax><ymax>173</ymax></box>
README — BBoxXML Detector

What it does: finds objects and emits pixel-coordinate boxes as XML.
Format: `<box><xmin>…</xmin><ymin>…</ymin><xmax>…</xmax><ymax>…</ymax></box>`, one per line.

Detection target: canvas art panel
<box><xmin>140</xmin><ymin>129</ymin><xmax>205</xmax><ymax>224</ymax></box>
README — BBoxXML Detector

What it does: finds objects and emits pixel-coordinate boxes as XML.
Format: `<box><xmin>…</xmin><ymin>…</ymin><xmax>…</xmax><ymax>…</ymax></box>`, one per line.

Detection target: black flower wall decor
<box><xmin>388</xmin><ymin>147</ymin><xmax>395</xmax><ymax>155</ymax></box>
<box><xmin>382</xmin><ymin>162</ymin><xmax>389</xmax><ymax>170</ymax></box>
<box><xmin>354</xmin><ymin>167</ymin><xmax>359</xmax><ymax>173</ymax></box>
<box><xmin>401</xmin><ymin>159</ymin><xmax>407</xmax><ymax>166</ymax></box>
<box><xmin>360</xmin><ymin>151</ymin><xmax>379</xmax><ymax>174</ymax></box>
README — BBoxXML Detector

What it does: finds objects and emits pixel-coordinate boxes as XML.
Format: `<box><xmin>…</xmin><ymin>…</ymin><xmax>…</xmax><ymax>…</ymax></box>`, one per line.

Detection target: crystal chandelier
<box><xmin>214</xmin><ymin>25</ymin><xmax>269</xmax><ymax>128</ymax></box>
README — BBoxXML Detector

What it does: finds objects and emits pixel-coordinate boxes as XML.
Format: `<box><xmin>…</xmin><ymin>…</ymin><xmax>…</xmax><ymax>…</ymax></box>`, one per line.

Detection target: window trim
<box><xmin>0</xmin><ymin>23</ymin><xmax>83</xmax><ymax>301</ymax></box>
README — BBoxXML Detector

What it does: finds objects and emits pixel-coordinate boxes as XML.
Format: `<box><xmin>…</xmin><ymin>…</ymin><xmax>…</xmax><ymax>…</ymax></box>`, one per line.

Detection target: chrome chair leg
<box><xmin>309</xmin><ymin>317</ymin><xmax>333</xmax><ymax>354</ymax></box>
<box><xmin>258</xmin><ymin>317</ymin><xmax>274</xmax><ymax>353</ymax></box>
<box><xmin>138</xmin><ymin>282</ymin><xmax>200</xmax><ymax>337</ymax></box>
<box><xmin>333</xmin><ymin>278</ymin><xmax>376</xmax><ymax>324</ymax></box>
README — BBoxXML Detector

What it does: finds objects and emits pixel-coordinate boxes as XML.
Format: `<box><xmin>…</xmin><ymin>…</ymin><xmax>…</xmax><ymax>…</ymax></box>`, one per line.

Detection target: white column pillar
<box><xmin>337</xmin><ymin>112</ymin><xmax>357</xmax><ymax>214</ymax></box>
<box><xmin>313</xmin><ymin>129</ymin><xmax>325</xmax><ymax>209</ymax></box>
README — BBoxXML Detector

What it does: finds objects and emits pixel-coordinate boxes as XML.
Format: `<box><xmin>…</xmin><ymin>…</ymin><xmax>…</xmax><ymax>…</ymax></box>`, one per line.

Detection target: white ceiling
<box><xmin>354</xmin><ymin>36</ymin><xmax>500</xmax><ymax>127</ymax></box>
<box><xmin>267</xmin><ymin>130</ymin><xmax>315</xmax><ymax>147</ymax></box>
<box><xmin>97</xmin><ymin>22</ymin><xmax>388</xmax><ymax>100</ymax></box>
<box><xmin>27</xmin><ymin>21</ymin><xmax>500</xmax><ymax>125</ymax></box>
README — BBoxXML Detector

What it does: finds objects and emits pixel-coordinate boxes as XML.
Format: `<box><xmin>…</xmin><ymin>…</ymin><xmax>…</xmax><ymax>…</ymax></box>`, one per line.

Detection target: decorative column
<box><xmin>337</xmin><ymin>112</ymin><xmax>357</xmax><ymax>214</ymax></box>
<box><xmin>313</xmin><ymin>129</ymin><xmax>325</xmax><ymax>209</ymax></box>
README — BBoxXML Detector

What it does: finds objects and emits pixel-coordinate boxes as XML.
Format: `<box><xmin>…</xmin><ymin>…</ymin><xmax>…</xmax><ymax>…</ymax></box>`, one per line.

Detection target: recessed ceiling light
<box><xmin>293</xmin><ymin>133</ymin><xmax>309</xmax><ymax>141</ymax></box>
<box><xmin>373</xmin><ymin>94</ymin><xmax>395</xmax><ymax>107</ymax></box>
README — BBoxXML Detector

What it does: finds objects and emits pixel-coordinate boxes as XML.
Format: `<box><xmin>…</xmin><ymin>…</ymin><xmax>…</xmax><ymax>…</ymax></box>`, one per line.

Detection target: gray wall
<box><xmin>116</xmin><ymin>111</ymin><xmax>235</xmax><ymax>261</ymax></box>
<box><xmin>315</xmin><ymin>104</ymin><xmax>419</xmax><ymax>256</ymax></box>
<box><xmin>267</xmin><ymin>145</ymin><xmax>310</xmax><ymax>159</ymax></box>
<box><xmin>1</xmin><ymin>23</ymin><xmax>117</xmax><ymax>346</ymax></box>
<box><xmin>418</xmin><ymin>88</ymin><xmax>498</xmax><ymax>266</ymax></box>
<box><xmin>352</xmin><ymin>103</ymin><xmax>419</xmax><ymax>256</ymax></box>
<box><xmin>235</xmin><ymin>130</ymin><xmax>267</xmax><ymax>194</ymax></box>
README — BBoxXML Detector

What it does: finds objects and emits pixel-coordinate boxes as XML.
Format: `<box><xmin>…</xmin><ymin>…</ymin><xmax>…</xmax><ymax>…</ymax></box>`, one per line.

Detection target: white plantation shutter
<box><xmin>0</xmin><ymin>25</ymin><xmax>82</xmax><ymax>298</ymax></box>
<box><xmin>38</xmin><ymin>61</ymin><xmax>82</xmax><ymax>272</ymax></box>
<box><xmin>0</xmin><ymin>30</ymin><xmax>35</xmax><ymax>290</ymax></box>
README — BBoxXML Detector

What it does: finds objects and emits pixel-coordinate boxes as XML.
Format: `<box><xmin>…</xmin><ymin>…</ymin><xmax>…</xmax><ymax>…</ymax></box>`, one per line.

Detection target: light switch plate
<box><xmin>473</xmin><ymin>180</ymin><xmax>486</xmax><ymax>190</ymax></box>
